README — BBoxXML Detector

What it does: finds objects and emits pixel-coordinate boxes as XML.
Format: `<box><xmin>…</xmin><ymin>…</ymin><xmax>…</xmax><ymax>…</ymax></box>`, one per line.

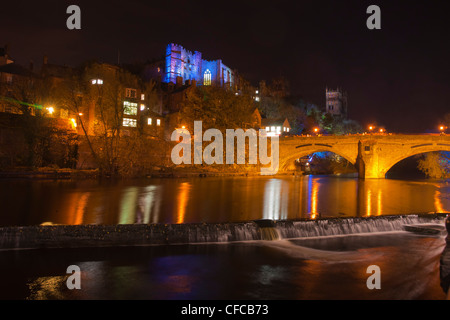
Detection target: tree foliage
<box><xmin>417</xmin><ymin>152</ymin><xmax>450</xmax><ymax>179</ymax></box>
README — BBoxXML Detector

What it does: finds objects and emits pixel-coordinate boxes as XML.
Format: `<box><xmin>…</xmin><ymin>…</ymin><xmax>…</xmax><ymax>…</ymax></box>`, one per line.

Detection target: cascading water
<box><xmin>0</xmin><ymin>214</ymin><xmax>447</xmax><ymax>249</ymax></box>
<box><xmin>274</xmin><ymin>214</ymin><xmax>448</xmax><ymax>239</ymax></box>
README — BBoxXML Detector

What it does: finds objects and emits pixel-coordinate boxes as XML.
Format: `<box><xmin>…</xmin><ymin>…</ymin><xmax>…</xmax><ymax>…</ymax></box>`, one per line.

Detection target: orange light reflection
<box><xmin>177</xmin><ymin>182</ymin><xmax>191</xmax><ymax>224</ymax></box>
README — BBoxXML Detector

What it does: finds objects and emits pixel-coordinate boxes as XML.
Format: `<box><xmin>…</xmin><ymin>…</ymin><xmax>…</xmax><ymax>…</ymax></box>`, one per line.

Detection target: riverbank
<box><xmin>0</xmin><ymin>166</ymin><xmax>300</xmax><ymax>180</ymax></box>
<box><xmin>0</xmin><ymin>213</ymin><xmax>446</xmax><ymax>250</ymax></box>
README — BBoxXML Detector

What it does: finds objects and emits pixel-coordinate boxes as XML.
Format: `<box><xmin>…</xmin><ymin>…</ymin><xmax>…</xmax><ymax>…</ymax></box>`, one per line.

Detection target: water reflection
<box><xmin>263</xmin><ymin>179</ymin><xmax>288</xmax><ymax>220</ymax></box>
<box><xmin>176</xmin><ymin>182</ymin><xmax>191</xmax><ymax>224</ymax></box>
<box><xmin>119</xmin><ymin>187</ymin><xmax>138</xmax><ymax>224</ymax></box>
<box><xmin>63</xmin><ymin>192</ymin><xmax>90</xmax><ymax>225</ymax></box>
<box><xmin>309</xmin><ymin>177</ymin><xmax>319</xmax><ymax>219</ymax></box>
<box><xmin>435</xmin><ymin>189</ymin><xmax>445</xmax><ymax>213</ymax></box>
<box><xmin>138</xmin><ymin>185</ymin><xmax>161</xmax><ymax>224</ymax></box>
<box><xmin>0</xmin><ymin>176</ymin><xmax>449</xmax><ymax>226</ymax></box>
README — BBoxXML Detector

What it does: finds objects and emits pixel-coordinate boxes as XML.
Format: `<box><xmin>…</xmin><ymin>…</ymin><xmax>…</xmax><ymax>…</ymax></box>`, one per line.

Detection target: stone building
<box><xmin>325</xmin><ymin>87</ymin><xmax>348</xmax><ymax>117</ymax></box>
<box><xmin>163</xmin><ymin>43</ymin><xmax>236</xmax><ymax>88</ymax></box>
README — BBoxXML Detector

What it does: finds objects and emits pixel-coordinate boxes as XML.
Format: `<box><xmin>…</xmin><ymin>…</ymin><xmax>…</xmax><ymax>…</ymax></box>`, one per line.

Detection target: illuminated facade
<box><xmin>164</xmin><ymin>43</ymin><xmax>235</xmax><ymax>87</ymax></box>
<box><xmin>326</xmin><ymin>87</ymin><xmax>348</xmax><ymax>117</ymax></box>
<box><xmin>261</xmin><ymin>118</ymin><xmax>291</xmax><ymax>136</ymax></box>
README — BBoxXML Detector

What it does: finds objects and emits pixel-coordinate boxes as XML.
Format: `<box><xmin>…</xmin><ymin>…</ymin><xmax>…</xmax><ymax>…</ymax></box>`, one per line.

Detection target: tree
<box><xmin>417</xmin><ymin>152</ymin><xmax>450</xmax><ymax>179</ymax></box>
<box><xmin>56</xmin><ymin>62</ymin><xmax>162</xmax><ymax>176</ymax></box>
<box><xmin>178</xmin><ymin>86</ymin><xmax>255</xmax><ymax>131</ymax></box>
<box><xmin>0</xmin><ymin>68</ymin><xmax>75</xmax><ymax>168</ymax></box>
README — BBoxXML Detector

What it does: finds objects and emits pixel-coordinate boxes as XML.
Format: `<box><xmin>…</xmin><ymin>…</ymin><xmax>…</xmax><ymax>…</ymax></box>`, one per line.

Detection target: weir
<box><xmin>0</xmin><ymin>214</ymin><xmax>447</xmax><ymax>250</ymax></box>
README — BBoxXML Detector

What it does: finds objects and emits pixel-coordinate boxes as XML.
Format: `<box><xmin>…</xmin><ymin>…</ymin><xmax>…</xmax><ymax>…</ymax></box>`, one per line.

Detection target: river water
<box><xmin>0</xmin><ymin>175</ymin><xmax>449</xmax><ymax>300</ymax></box>
<box><xmin>0</xmin><ymin>174</ymin><xmax>449</xmax><ymax>226</ymax></box>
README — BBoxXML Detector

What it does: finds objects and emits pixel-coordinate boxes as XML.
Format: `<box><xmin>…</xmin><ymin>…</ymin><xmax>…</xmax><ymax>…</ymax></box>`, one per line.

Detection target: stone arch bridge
<box><xmin>278</xmin><ymin>134</ymin><xmax>450</xmax><ymax>178</ymax></box>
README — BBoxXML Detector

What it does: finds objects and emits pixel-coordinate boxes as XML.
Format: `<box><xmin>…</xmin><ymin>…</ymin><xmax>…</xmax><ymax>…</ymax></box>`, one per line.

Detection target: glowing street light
<box><xmin>368</xmin><ymin>125</ymin><xmax>374</xmax><ymax>132</ymax></box>
<box><xmin>379</xmin><ymin>128</ymin><xmax>384</xmax><ymax>133</ymax></box>
<box><xmin>439</xmin><ymin>125</ymin><xmax>446</xmax><ymax>133</ymax></box>
<box><xmin>313</xmin><ymin>127</ymin><xmax>320</xmax><ymax>134</ymax></box>
<box><xmin>47</xmin><ymin>106</ymin><xmax>54</xmax><ymax>115</ymax></box>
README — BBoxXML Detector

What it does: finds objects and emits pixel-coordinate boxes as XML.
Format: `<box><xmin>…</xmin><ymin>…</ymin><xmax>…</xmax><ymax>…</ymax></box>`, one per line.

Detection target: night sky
<box><xmin>1</xmin><ymin>0</ymin><xmax>449</xmax><ymax>133</ymax></box>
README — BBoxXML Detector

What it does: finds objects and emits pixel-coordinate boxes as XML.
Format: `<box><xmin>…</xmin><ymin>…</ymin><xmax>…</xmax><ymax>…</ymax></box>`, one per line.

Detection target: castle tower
<box><xmin>325</xmin><ymin>87</ymin><xmax>348</xmax><ymax>117</ymax></box>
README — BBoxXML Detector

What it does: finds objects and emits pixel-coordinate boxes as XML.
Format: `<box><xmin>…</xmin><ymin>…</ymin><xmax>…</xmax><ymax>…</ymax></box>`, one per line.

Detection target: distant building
<box><xmin>0</xmin><ymin>63</ymin><xmax>37</xmax><ymax>114</ymax></box>
<box><xmin>325</xmin><ymin>87</ymin><xmax>347</xmax><ymax>117</ymax></box>
<box><xmin>163</xmin><ymin>43</ymin><xmax>236</xmax><ymax>88</ymax></box>
<box><xmin>261</xmin><ymin>118</ymin><xmax>291</xmax><ymax>136</ymax></box>
<box><xmin>0</xmin><ymin>45</ymin><xmax>14</xmax><ymax>66</ymax></box>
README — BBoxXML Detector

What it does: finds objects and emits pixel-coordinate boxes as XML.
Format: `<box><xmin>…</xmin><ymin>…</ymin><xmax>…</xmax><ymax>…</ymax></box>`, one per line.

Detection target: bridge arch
<box><xmin>381</xmin><ymin>145</ymin><xmax>450</xmax><ymax>178</ymax></box>
<box><xmin>279</xmin><ymin>146</ymin><xmax>357</xmax><ymax>172</ymax></box>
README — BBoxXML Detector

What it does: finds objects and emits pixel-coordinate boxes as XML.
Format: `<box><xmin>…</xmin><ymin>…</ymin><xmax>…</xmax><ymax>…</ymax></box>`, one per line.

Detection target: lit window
<box><xmin>271</xmin><ymin>126</ymin><xmax>275</xmax><ymax>132</ymax></box>
<box><xmin>123</xmin><ymin>101</ymin><xmax>137</xmax><ymax>115</ymax></box>
<box><xmin>141</xmin><ymin>94</ymin><xmax>145</xmax><ymax>100</ymax></box>
<box><xmin>156</xmin><ymin>119</ymin><xmax>161</xmax><ymax>126</ymax></box>
<box><xmin>276</xmin><ymin>126</ymin><xmax>281</xmax><ymax>133</ymax></box>
<box><xmin>91</xmin><ymin>79</ymin><xmax>103</xmax><ymax>85</ymax></box>
<box><xmin>123</xmin><ymin>118</ymin><xmax>137</xmax><ymax>127</ymax></box>
<box><xmin>148</xmin><ymin>118</ymin><xmax>152</xmax><ymax>125</ymax></box>
<box><xmin>140</xmin><ymin>104</ymin><xmax>145</xmax><ymax>111</ymax></box>
<box><xmin>91</xmin><ymin>79</ymin><xmax>96</xmax><ymax>84</ymax></box>
<box><xmin>203</xmin><ymin>69</ymin><xmax>211</xmax><ymax>86</ymax></box>
<box><xmin>266</xmin><ymin>126</ymin><xmax>270</xmax><ymax>131</ymax></box>
<box><xmin>283</xmin><ymin>127</ymin><xmax>286</xmax><ymax>132</ymax></box>
<box><xmin>255</xmin><ymin>97</ymin><xmax>260</xmax><ymax>102</ymax></box>
<box><xmin>126</xmin><ymin>88</ymin><xmax>137</xmax><ymax>98</ymax></box>
<box><xmin>287</xmin><ymin>128</ymin><xmax>290</xmax><ymax>132</ymax></box>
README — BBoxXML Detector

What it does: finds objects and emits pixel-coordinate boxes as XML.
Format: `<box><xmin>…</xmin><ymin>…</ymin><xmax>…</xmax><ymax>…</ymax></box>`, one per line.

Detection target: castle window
<box><xmin>204</xmin><ymin>69</ymin><xmax>211</xmax><ymax>86</ymax></box>
<box><xmin>148</xmin><ymin>118</ymin><xmax>152</xmax><ymax>125</ymax></box>
<box><xmin>156</xmin><ymin>119</ymin><xmax>161</xmax><ymax>126</ymax></box>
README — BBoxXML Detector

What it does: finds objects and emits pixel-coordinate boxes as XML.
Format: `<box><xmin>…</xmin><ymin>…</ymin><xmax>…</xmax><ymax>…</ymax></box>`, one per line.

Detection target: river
<box><xmin>0</xmin><ymin>174</ymin><xmax>449</xmax><ymax>226</ymax></box>
<box><xmin>0</xmin><ymin>175</ymin><xmax>449</xmax><ymax>300</ymax></box>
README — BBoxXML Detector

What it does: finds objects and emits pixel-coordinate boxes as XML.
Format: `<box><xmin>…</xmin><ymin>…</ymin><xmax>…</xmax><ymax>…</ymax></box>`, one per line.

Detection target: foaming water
<box><xmin>261</xmin><ymin>238</ymin><xmax>381</xmax><ymax>262</ymax></box>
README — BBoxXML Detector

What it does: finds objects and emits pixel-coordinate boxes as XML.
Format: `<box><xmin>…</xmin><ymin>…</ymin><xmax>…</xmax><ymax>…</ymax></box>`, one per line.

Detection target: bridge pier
<box><xmin>357</xmin><ymin>140</ymin><xmax>385</xmax><ymax>179</ymax></box>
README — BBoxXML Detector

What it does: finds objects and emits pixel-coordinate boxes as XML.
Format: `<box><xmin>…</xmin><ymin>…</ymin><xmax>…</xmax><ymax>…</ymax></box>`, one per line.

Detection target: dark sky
<box><xmin>1</xmin><ymin>0</ymin><xmax>449</xmax><ymax>133</ymax></box>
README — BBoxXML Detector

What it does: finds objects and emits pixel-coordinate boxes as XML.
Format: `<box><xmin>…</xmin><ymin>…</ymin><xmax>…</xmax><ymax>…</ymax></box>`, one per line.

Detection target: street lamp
<box><xmin>439</xmin><ymin>125</ymin><xmax>446</xmax><ymax>134</ymax></box>
<box><xmin>368</xmin><ymin>125</ymin><xmax>374</xmax><ymax>132</ymax></box>
<box><xmin>46</xmin><ymin>106</ymin><xmax>54</xmax><ymax>115</ymax></box>
<box><xmin>313</xmin><ymin>127</ymin><xmax>319</xmax><ymax>134</ymax></box>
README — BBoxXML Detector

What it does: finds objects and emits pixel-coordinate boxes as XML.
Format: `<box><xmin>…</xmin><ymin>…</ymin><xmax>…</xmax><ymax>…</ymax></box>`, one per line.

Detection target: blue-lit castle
<box><xmin>163</xmin><ymin>43</ymin><xmax>235</xmax><ymax>87</ymax></box>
